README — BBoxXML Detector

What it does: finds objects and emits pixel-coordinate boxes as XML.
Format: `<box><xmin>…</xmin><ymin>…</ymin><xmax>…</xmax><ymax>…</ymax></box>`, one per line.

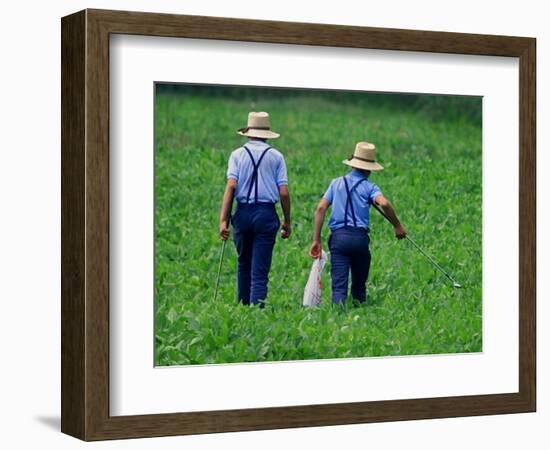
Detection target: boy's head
<box><xmin>356</xmin><ymin>169</ymin><xmax>371</xmax><ymax>177</ymax></box>
<box><xmin>237</xmin><ymin>111</ymin><xmax>280</xmax><ymax>140</ymax></box>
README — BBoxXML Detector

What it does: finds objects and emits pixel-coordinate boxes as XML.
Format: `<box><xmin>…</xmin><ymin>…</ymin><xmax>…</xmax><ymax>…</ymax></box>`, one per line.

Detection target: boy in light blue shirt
<box><xmin>309</xmin><ymin>142</ymin><xmax>407</xmax><ymax>305</ymax></box>
<box><xmin>219</xmin><ymin>112</ymin><xmax>292</xmax><ymax>307</ymax></box>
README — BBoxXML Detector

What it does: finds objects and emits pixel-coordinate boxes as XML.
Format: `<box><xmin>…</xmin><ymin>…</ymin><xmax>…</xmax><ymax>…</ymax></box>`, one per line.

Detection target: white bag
<box><xmin>303</xmin><ymin>250</ymin><xmax>328</xmax><ymax>307</ymax></box>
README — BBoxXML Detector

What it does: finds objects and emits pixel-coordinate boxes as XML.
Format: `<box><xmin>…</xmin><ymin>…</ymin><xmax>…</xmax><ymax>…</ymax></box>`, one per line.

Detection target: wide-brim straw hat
<box><xmin>343</xmin><ymin>142</ymin><xmax>384</xmax><ymax>171</ymax></box>
<box><xmin>237</xmin><ymin>111</ymin><xmax>280</xmax><ymax>139</ymax></box>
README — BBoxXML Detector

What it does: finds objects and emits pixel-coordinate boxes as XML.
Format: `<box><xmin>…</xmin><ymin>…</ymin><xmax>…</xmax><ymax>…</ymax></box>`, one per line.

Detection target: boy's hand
<box><xmin>394</xmin><ymin>224</ymin><xmax>407</xmax><ymax>240</ymax></box>
<box><xmin>280</xmin><ymin>222</ymin><xmax>291</xmax><ymax>239</ymax></box>
<box><xmin>219</xmin><ymin>221</ymin><xmax>230</xmax><ymax>241</ymax></box>
<box><xmin>309</xmin><ymin>241</ymin><xmax>322</xmax><ymax>258</ymax></box>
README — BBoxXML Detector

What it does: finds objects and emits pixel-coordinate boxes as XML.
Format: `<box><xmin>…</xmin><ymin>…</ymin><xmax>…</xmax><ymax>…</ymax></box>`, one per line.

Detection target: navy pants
<box><xmin>231</xmin><ymin>203</ymin><xmax>280</xmax><ymax>306</ymax></box>
<box><xmin>328</xmin><ymin>227</ymin><xmax>371</xmax><ymax>304</ymax></box>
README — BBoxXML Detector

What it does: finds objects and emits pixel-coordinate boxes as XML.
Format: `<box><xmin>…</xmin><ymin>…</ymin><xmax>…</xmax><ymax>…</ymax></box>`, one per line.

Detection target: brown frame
<box><xmin>61</xmin><ymin>8</ymin><xmax>536</xmax><ymax>441</ymax></box>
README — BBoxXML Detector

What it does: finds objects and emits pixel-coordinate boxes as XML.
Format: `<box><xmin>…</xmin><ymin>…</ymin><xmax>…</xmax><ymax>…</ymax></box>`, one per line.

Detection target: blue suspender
<box><xmin>243</xmin><ymin>145</ymin><xmax>271</xmax><ymax>204</ymax></box>
<box><xmin>343</xmin><ymin>176</ymin><xmax>367</xmax><ymax>227</ymax></box>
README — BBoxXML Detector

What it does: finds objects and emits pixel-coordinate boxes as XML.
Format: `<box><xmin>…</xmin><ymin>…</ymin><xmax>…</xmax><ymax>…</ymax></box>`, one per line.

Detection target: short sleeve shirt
<box><xmin>323</xmin><ymin>169</ymin><xmax>382</xmax><ymax>231</ymax></box>
<box><xmin>227</xmin><ymin>140</ymin><xmax>288</xmax><ymax>204</ymax></box>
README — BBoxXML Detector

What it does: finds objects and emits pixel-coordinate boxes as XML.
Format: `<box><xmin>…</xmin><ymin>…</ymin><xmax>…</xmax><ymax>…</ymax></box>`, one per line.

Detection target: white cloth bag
<box><xmin>302</xmin><ymin>250</ymin><xmax>328</xmax><ymax>307</ymax></box>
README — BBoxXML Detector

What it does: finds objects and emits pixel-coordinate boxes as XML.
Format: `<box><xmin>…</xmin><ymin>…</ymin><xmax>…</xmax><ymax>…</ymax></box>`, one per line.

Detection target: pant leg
<box><xmin>329</xmin><ymin>231</ymin><xmax>351</xmax><ymax>305</ymax></box>
<box><xmin>250</xmin><ymin>206</ymin><xmax>279</xmax><ymax>306</ymax></box>
<box><xmin>349</xmin><ymin>233</ymin><xmax>371</xmax><ymax>303</ymax></box>
<box><xmin>232</xmin><ymin>208</ymin><xmax>253</xmax><ymax>305</ymax></box>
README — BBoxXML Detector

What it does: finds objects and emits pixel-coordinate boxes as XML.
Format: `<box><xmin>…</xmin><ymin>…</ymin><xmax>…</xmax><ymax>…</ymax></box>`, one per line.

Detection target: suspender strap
<box><xmin>243</xmin><ymin>145</ymin><xmax>272</xmax><ymax>203</ymax></box>
<box><xmin>343</xmin><ymin>176</ymin><xmax>367</xmax><ymax>227</ymax></box>
<box><xmin>343</xmin><ymin>177</ymin><xmax>355</xmax><ymax>227</ymax></box>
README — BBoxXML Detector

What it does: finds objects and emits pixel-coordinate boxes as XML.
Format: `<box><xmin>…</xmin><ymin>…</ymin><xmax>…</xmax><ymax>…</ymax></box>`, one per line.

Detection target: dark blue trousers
<box><xmin>231</xmin><ymin>203</ymin><xmax>280</xmax><ymax>306</ymax></box>
<box><xmin>328</xmin><ymin>227</ymin><xmax>371</xmax><ymax>304</ymax></box>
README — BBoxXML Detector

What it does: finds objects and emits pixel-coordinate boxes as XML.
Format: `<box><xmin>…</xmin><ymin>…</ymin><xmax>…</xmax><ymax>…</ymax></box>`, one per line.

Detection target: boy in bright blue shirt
<box><xmin>309</xmin><ymin>142</ymin><xmax>407</xmax><ymax>304</ymax></box>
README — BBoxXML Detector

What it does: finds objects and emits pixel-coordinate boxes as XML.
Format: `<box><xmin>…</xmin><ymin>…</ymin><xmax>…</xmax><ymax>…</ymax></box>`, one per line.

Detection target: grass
<box><xmin>154</xmin><ymin>87</ymin><xmax>482</xmax><ymax>366</ymax></box>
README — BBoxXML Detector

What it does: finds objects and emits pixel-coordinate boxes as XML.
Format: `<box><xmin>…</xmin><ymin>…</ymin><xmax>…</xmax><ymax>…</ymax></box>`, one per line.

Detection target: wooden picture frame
<box><xmin>61</xmin><ymin>8</ymin><xmax>536</xmax><ymax>441</ymax></box>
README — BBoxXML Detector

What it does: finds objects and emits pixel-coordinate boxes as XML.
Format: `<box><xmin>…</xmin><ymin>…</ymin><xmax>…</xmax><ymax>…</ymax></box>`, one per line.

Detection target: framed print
<box><xmin>61</xmin><ymin>9</ymin><xmax>536</xmax><ymax>441</ymax></box>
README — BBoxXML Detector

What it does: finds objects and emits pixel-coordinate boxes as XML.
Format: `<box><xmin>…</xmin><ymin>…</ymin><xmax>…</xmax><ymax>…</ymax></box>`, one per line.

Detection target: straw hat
<box><xmin>343</xmin><ymin>142</ymin><xmax>384</xmax><ymax>171</ymax></box>
<box><xmin>237</xmin><ymin>112</ymin><xmax>280</xmax><ymax>139</ymax></box>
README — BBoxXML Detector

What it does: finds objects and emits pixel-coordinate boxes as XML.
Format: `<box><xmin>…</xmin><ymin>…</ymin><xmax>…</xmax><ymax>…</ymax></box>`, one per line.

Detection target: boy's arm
<box><xmin>374</xmin><ymin>194</ymin><xmax>407</xmax><ymax>239</ymax></box>
<box><xmin>279</xmin><ymin>185</ymin><xmax>291</xmax><ymax>239</ymax></box>
<box><xmin>309</xmin><ymin>198</ymin><xmax>330</xmax><ymax>258</ymax></box>
<box><xmin>219</xmin><ymin>178</ymin><xmax>237</xmax><ymax>240</ymax></box>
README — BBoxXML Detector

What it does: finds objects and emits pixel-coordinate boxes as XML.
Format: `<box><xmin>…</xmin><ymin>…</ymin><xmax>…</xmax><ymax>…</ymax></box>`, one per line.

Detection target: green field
<box><xmin>155</xmin><ymin>86</ymin><xmax>482</xmax><ymax>366</ymax></box>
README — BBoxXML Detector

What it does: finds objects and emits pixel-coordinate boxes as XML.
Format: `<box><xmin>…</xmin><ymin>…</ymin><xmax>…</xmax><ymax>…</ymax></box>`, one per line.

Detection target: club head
<box><xmin>452</xmin><ymin>282</ymin><xmax>462</xmax><ymax>289</ymax></box>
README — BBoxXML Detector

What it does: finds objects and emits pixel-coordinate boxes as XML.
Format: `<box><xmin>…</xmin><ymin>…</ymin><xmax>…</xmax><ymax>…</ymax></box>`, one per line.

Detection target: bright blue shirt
<box><xmin>227</xmin><ymin>140</ymin><xmax>288</xmax><ymax>204</ymax></box>
<box><xmin>323</xmin><ymin>169</ymin><xmax>382</xmax><ymax>231</ymax></box>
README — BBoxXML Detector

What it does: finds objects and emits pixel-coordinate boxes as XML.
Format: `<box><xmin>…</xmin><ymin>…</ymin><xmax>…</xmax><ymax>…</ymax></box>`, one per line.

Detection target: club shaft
<box><xmin>404</xmin><ymin>235</ymin><xmax>458</xmax><ymax>285</ymax></box>
<box><xmin>213</xmin><ymin>240</ymin><xmax>227</xmax><ymax>302</ymax></box>
<box><xmin>372</xmin><ymin>203</ymin><xmax>459</xmax><ymax>285</ymax></box>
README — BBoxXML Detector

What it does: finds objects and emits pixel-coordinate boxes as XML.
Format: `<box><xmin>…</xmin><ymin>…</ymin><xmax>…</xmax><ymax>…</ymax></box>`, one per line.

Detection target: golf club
<box><xmin>372</xmin><ymin>203</ymin><xmax>462</xmax><ymax>288</ymax></box>
<box><xmin>213</xmin><ymin>239</ymin><xmax>227</xmax><ymax>302</ymax></box>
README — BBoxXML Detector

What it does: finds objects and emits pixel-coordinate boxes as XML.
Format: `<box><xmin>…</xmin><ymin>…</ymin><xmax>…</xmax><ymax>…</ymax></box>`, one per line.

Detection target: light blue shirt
<box><xmin>323</xmin><ymin>169</ymin><xmax>382</xmax><ymax>231</ymax></box>
<box><xmin>227</xmin><ymin>140</ymin><xmax>288</xmax><ymax>204</ymax></box>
